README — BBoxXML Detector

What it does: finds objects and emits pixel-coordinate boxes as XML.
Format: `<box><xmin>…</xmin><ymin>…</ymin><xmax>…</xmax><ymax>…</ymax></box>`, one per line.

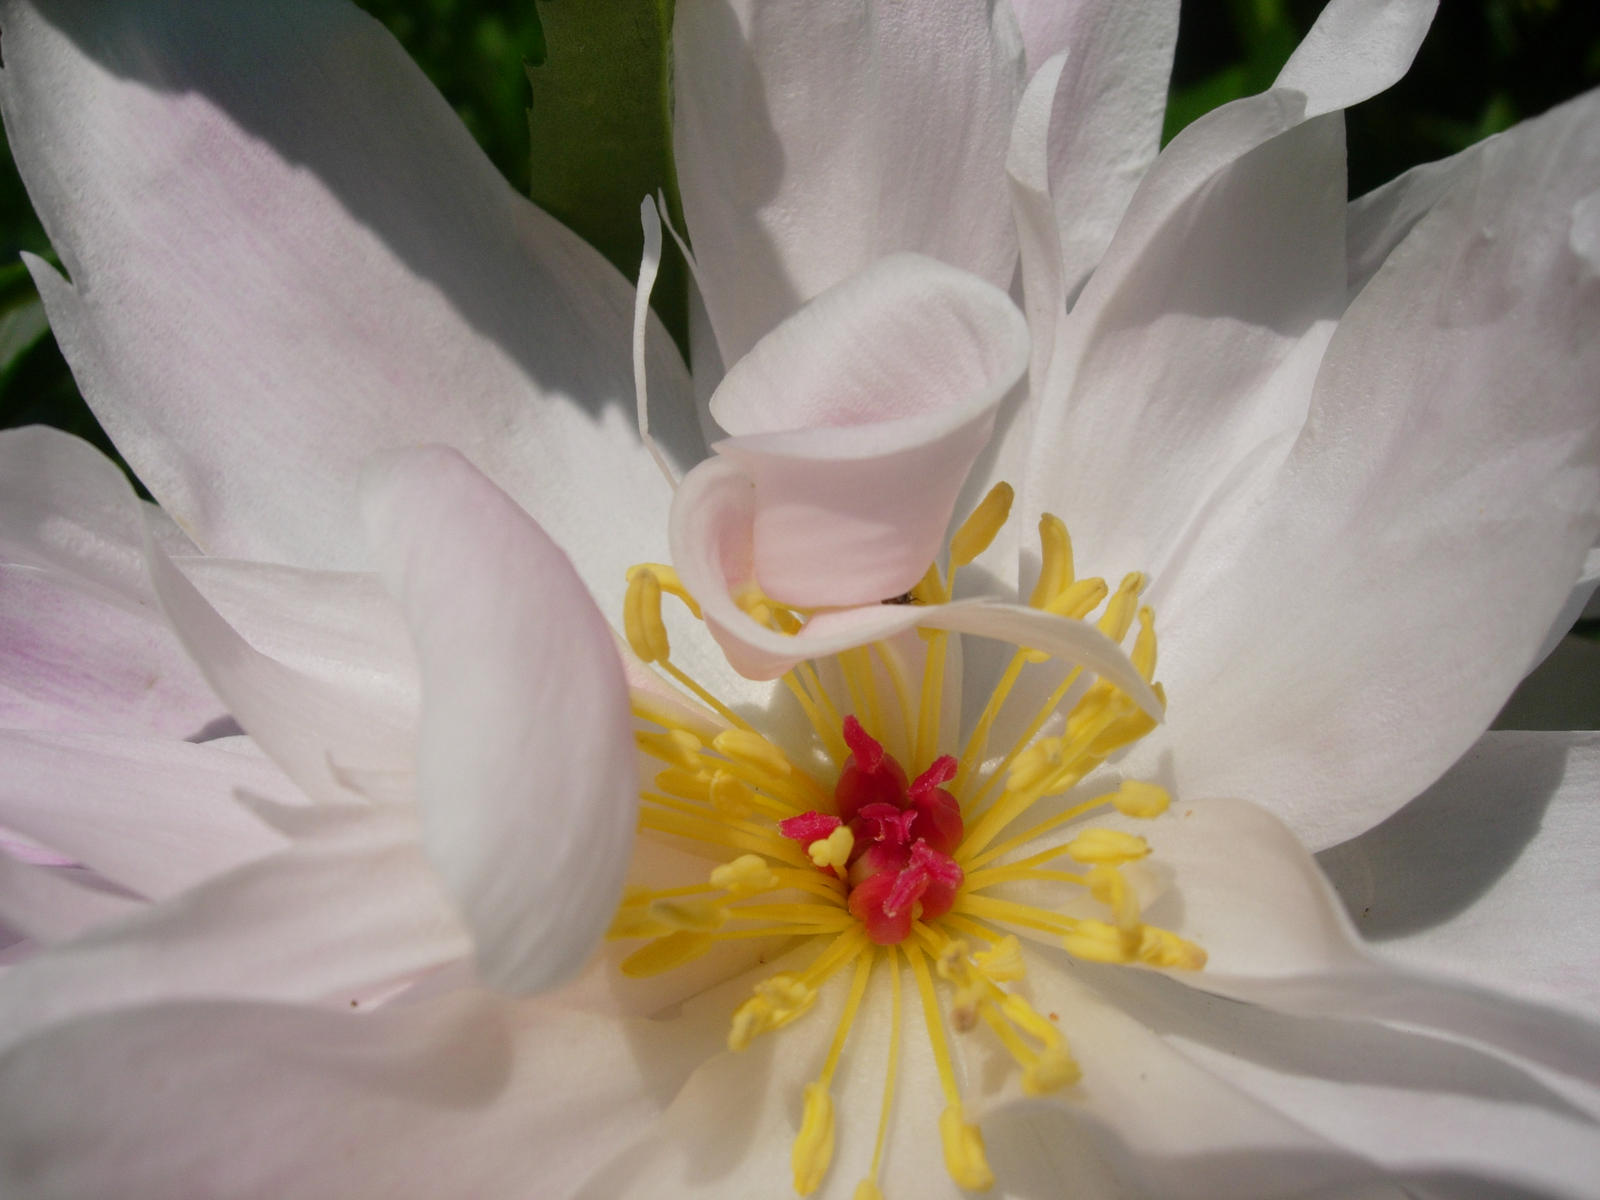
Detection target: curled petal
<box><xmin>706</xmin><ymin>255</ymin><xmax>1030</xmax><ymax>607</ymax></box>
<box><xmin>363</xmin><ymin>447</ymin><xmax>635</xmax><ymax>994</ymax></box>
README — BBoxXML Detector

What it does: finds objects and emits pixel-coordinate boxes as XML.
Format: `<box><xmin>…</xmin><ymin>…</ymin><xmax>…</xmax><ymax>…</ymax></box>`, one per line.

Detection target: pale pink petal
<box><xmin>702</xmin><ymin>255</ymin><xmax>1029</xmax><ymax>607</ymax></box>
<box><xmin>1320</xmin><ymin>731</ymin><xmax>1600</xmax><ymax>1014</ymax></box>
<box><xmin>0</xmin><ymin>856</ymin><xmax>141</xmax><ymax>944</ymax></box>
<box><xmin>0</xmin><ymin>806</ymin><xmax>466</xmax><ymax>1052</ymax></box>
<box><xmin>0</xmin><ymin>731</ymin><xmax>293</xmax><ymax>899</ymax></box>
<box><xmin>363</xmin><ymin>447</ymin><xmax>636</xmax><ymax>994</ymax></box>
<box><xmin>1151</xmin><ymin>90</ymin><xmax>1600</xmax><ymax>848</ymax></box>
<box><xmin>673</xmin><ymin>0</ymin><xmax>1024</xmax><ymax>365</ymax></box>
<box><xmin>0</xmin><ymin>0</ymin><xmax>694</xmax><ymax>582</ymax></box>
<box><xmin>0</xmin><ymin>987</ymin><xmax>718</xmax><ymax>1200</ymax></box>
<box><xmin>0</xmin><ymin>567</ymin><xmax>221</xmax><ymax>737</ymax></box>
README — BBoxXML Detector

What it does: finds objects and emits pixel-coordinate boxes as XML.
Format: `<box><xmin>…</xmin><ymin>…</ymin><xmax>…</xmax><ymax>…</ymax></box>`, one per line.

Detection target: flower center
<box><xmin>611</xmin><ymin>483</ymin><xmax>1205</xmax><ymax>1198</ymax></box>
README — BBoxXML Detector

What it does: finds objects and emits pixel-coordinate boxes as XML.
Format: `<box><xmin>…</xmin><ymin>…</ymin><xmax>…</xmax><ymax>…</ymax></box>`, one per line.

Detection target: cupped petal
<box><xmin>673</xmin><ymin>0</ymin><xmax>1024</xmax><ymax>366</ymax></box>
<box><xmin>1151</xmin><ymin>89</ymin><xmax>1600</xmax><ymax>848</ymax></box>
<box><xmin>363</xmin><ymin>446</ymin><xmax>636</xmax><ymax>994</ymax></box>
<box><xmin>0</xmin><ymin>804</ymin><xmax>467</xmax><ymax>1054</ymax></box>
<box><xmin>0</xmin><ymin>0</ymin><xmax>694</xmax><ymax>580</ymax></box>
<box><xmin>706</xmin><ymin>255</ymin><xmax>1029</xmax><ymax>607</ymax></box>
<box><xmin>672</xmin><ymin>460</ymin><xmax>1162</xmax><ymax>724</ymax></box>
<box><xmin>0</xmin><ymin>731</ymin><xmax>294</xmax><ymax>900</ymax></box>
<box><xmin>0</xmin><ymin>986</ymin><xmax>717</xmax><ymax>1200</ymax></box>
<box><xmin>1319</xmin><ymin>731</ymin><xmax>1600</xmax><ymax>1013</ymax></box>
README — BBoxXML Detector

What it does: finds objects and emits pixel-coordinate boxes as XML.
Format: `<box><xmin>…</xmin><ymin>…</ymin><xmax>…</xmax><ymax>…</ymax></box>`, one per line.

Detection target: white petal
<box><xmin>1319</xmin><ymin>731</ymin><xmax>1600</xmax><ymax>1013</ymax></box>
<box><xmin>0</xmin><ymin>731</ymin><xmax>293</xmax><ymax>899</ymax></box>
<box><xmin>0</xmin><ymin>0</ymin><xmax>694</xmax><ymax>579</ymax></box>
<box><xmin>1024</xmin><ymin>93</ymin><xmax>1345</xmax><ymax>596</ymax></box>
<box><xmin>0</xmin><ymin>806</ymin><xmax>465</xmax><ymax>1052</ymax></box>
<box><xmin>707</xmin><ymin>255</ymin><xmax>1029</xmax><ymax>606</ymax></box>
<box><xmin>673</xmin><ymin>0</ymin><xmax>1024</xmax><ymax>365</ymax></box>
<box><xmin>1153</xmin><ymin>90</ymin><xmax>1600</xmax><ymax>847</ymax></box>
<box><xmin>363</xmin><ymin>446</ymin><xmax>636</xmax><ymax>994</ymax></box>
<box><xmin>0</xmin><ymin>987</ymin><xmax>710</xmax><ymax>1200</ymax></box>
<box><xmin>1036</xmin><ymin>1</ymin><xmax>1181</xmax><ymax>300</ymax></box>
<box><xmin>1274</xmin><ymin>0</ymin><xmax>1436</xmax><ymax>120</ymax></box>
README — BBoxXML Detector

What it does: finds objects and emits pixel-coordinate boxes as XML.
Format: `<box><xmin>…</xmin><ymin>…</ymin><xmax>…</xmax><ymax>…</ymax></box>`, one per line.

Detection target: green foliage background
<box><xmin>1</xmin><ymin>0</ymin><xmax>1597</xmax><ymax>474</ymax></box>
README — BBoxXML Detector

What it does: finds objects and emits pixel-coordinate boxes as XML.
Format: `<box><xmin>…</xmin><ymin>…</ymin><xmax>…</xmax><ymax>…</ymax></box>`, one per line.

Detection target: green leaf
<box><xmin>0</xmin><ymin>259</ymin><xmax>50</xmax><ymax>387</ymax></box>
<box><xmin>526</xmin><ymin>0</ymin><xmax>688</xmax><ymax>357</ymax></box>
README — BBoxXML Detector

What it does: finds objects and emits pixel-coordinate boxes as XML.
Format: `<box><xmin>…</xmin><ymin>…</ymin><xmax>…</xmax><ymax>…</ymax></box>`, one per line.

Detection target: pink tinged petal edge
<box><xmin>0</xmin><ymin>804</ymin><xmax>467</xmax><ymax>1056</ymax></box>
<box><xmin>1151</xmin><ymin>88</ymin><xmax>1600</xmax><ymax>849</ymax></box>
<box><xmin>673</xmin><ymin>0</ymin><xmax>1025</xmax><ymax>367</ymax></box>
<box><xmin>706</xmin><ymin>254</ymin><xmax>1030</xmax><ymax>607</ymax></box>
<box><xmin>0</xmin><ymin>855</ymin><xmax>142</xmax><ymax>944</ymax></box>
<box><xmin>0</xmin><ymin>0</ymin><xmax>695</xmax><ymax>585</ymax></box>
<box><xmin>362</xmin><ymin>446</ymin><xmax>637</xmax><ymax>995</ymax></box>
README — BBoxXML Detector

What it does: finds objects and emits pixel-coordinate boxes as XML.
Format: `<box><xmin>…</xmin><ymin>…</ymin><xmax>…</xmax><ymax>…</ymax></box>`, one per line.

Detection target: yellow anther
<box><xmin>1087</xmin><ymin>865</ymin><xmax>1141</xmax><ymax>931</ymax></box>
<box><xmin>648</xmin><ymin>897</ymin><xmax>728</xmax><ymax>933</ymax></box>
<box><xmin>728</xmin><ymin>974</ymin><xmax>817</xmax><ymax>1051</ymax></box>
<box><xmin>1023</xmin><ymin>1045</ymin><xmax>1082</xmax><ymax>1095</ymax></box>
<box><xmin>771</xmin><ymin>606</ymin><xmax>803</xmax><ymax>634</ymax></box>
<box><xmin>792</xmin><ymin>1082</ymin><xmax>836</xmax><ymax>1195</ymax></box>
<box><xmin>934</xmin><ymin>939</ymin><xmax>972</xmax><ymax>984</ymax></box>
<box><xmin>710</xmin><ymin>854</ymin><xmax>779</xmax><ymax>896</ymax></box>
<box><xmin>708</xmin><ymin>769</ymin><xmax>756</xmax><ymax>817</ymax></box>
<box><xmin>808</xmin><ymin>825</ymin><xmax>855</xmax><ymax>871</ymax></box>
<box><xmin>949</xmin><ymin>481</ymin><xmax>1014</xmax><ymax>570</ymax></box>
<box><xmin>1066</xmin><ymin>828</ymin><xmax>1151</xmax><ymax>865</ymax></box>
<box><xmin>1044</xmin><ymin>575</ymin><xmax>1109</xmax><ymax>621</ymax></box>
<box><xmin>623</xmin><ymin>568</ymin><xmax>671</xmax><ymax>664</ymax></box>
<box><xmin>1060</xmin><ymin>919</ymin><xmax>1139</xmax><ymax>964</ymax></box>
<box><xmin>1028</xmin><ymin>513</ymin><xmax>1074</xmax><ymax>608</ymax></box>
<box><xmin>1132</xmin><ymin>605</ymin><xmax>1158</xmax><ymax>681</ymax></box>
<box><xmin>1007</xmin><ymin>738</ymin><xmax>1062</xmax><ymax>792</ymax></box>
<box><xmin>1097</xmin><ymin>572</ymin><xmax>1146</xmax><ymax>642</ymax></box>
<box><xmin>654</xmin><ymin>767</ymin><xmax>711</xmax><ymax>802</ymax></box>
<box><xmin>713</xmin><ymin>729</ymin><xmax>792</xmax><ymax>777</ymax></box>
<box><xmin>734</xmin><ymin>583</ymin><xmax>774</xmax><ymax>628</ymax></box>
<box><xmin>910</xmin><ymin>561</ymin><xmax>948</xmax><ymax>606</ymax></box>
<box><xmin>625</xmin><ymin>562</ymin><xmax>702</xmax><ymax>619</ymax></box>
<box><xmin>997</xmin><ymin>993</ymin><xmax>1058</xmax><ymax>1045</ymax></box>
<box><xmin>853</xmin><ymin>1181</ymin><xmax>885</xmax><ymax>1200</ymax></box>
<box><xmin>607</xmin><ymin>907</ymin><xmax>671</xmax><ymax>940</ymax></box>
<box><xmin>1138</xmin><ymin>926</ymin><xmax>1208</xmax><ymax>970</ymax></box>
<box><xmin>620</xmin><ymin>930</ymin><xmax>714</xmax><ymax>977</ymax></box>
<box><xmin>939</xmin><ymin>1104</ymin><xmax>994</xmax><ymax>1191</ymax></box>
<box><xmin>635</xmin><ymin>728</ymin><xmax>702</xmax><ymax>770</ymax></box>
<box><xmin>950</xmin><ymin>985</ymin><xmax>984</xmax><ymax>1033</ymax></box>
<box><xmin>972</xmin><ymin>935</ymin><xmax>1026</xmax><ymax>983</ymax></box>
<box><xmin>1112</xmin><ymin>779</ymin><xmax>1170</xmax><ymax>819</ymax></box>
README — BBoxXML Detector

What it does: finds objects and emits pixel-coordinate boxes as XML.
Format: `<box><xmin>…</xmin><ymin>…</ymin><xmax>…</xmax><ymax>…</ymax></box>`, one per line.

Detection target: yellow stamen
<box><xmin>949</xmin><ymin>481</ymin><xmax>1014</xmax><ymax>570</ymax></box>
<box><xmin>625</xmin><ymin>562</ymin><xmax>702</xmax><ymax>618</ymax></box>
<box><xmin>1087</xmin><ymin>864</ymin><xmax>1141</xmax><ymax>932</ymax></box>
<box><xmin>623</xmin><ymin>568</ymin><xmax>671</xmax><ymax>664</ymax></box>
<box><xmin>620</xmin><ymin>930</ymin><xmax>715</xmax><ymax>977</ymax></box>
<box><xmin>939</xmin><ymin>1105</ymin><xmax>994</xmax><ymax>1192</ymax></box>
<box><xmin>1028</xmin><ymin>513</ymin><xmax>1074</xmax><ymax>608</ymax></box>
<box><xmin>710</xmin><ymin>854</ymin><xmax>780</xmax><ymax>896</ymax></box>
<box><xmin>792</xmin><ymin>1083</ymin><xmax>836</xmax><ymax>1196</ymax></box>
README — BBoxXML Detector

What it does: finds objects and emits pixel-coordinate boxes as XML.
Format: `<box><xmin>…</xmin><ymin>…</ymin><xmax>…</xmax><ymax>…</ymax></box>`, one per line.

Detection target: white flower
<box><xmin>1</xmin><ymin>0</ymin><xmax>1599</xmax><ymax>1198</ymax></box>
